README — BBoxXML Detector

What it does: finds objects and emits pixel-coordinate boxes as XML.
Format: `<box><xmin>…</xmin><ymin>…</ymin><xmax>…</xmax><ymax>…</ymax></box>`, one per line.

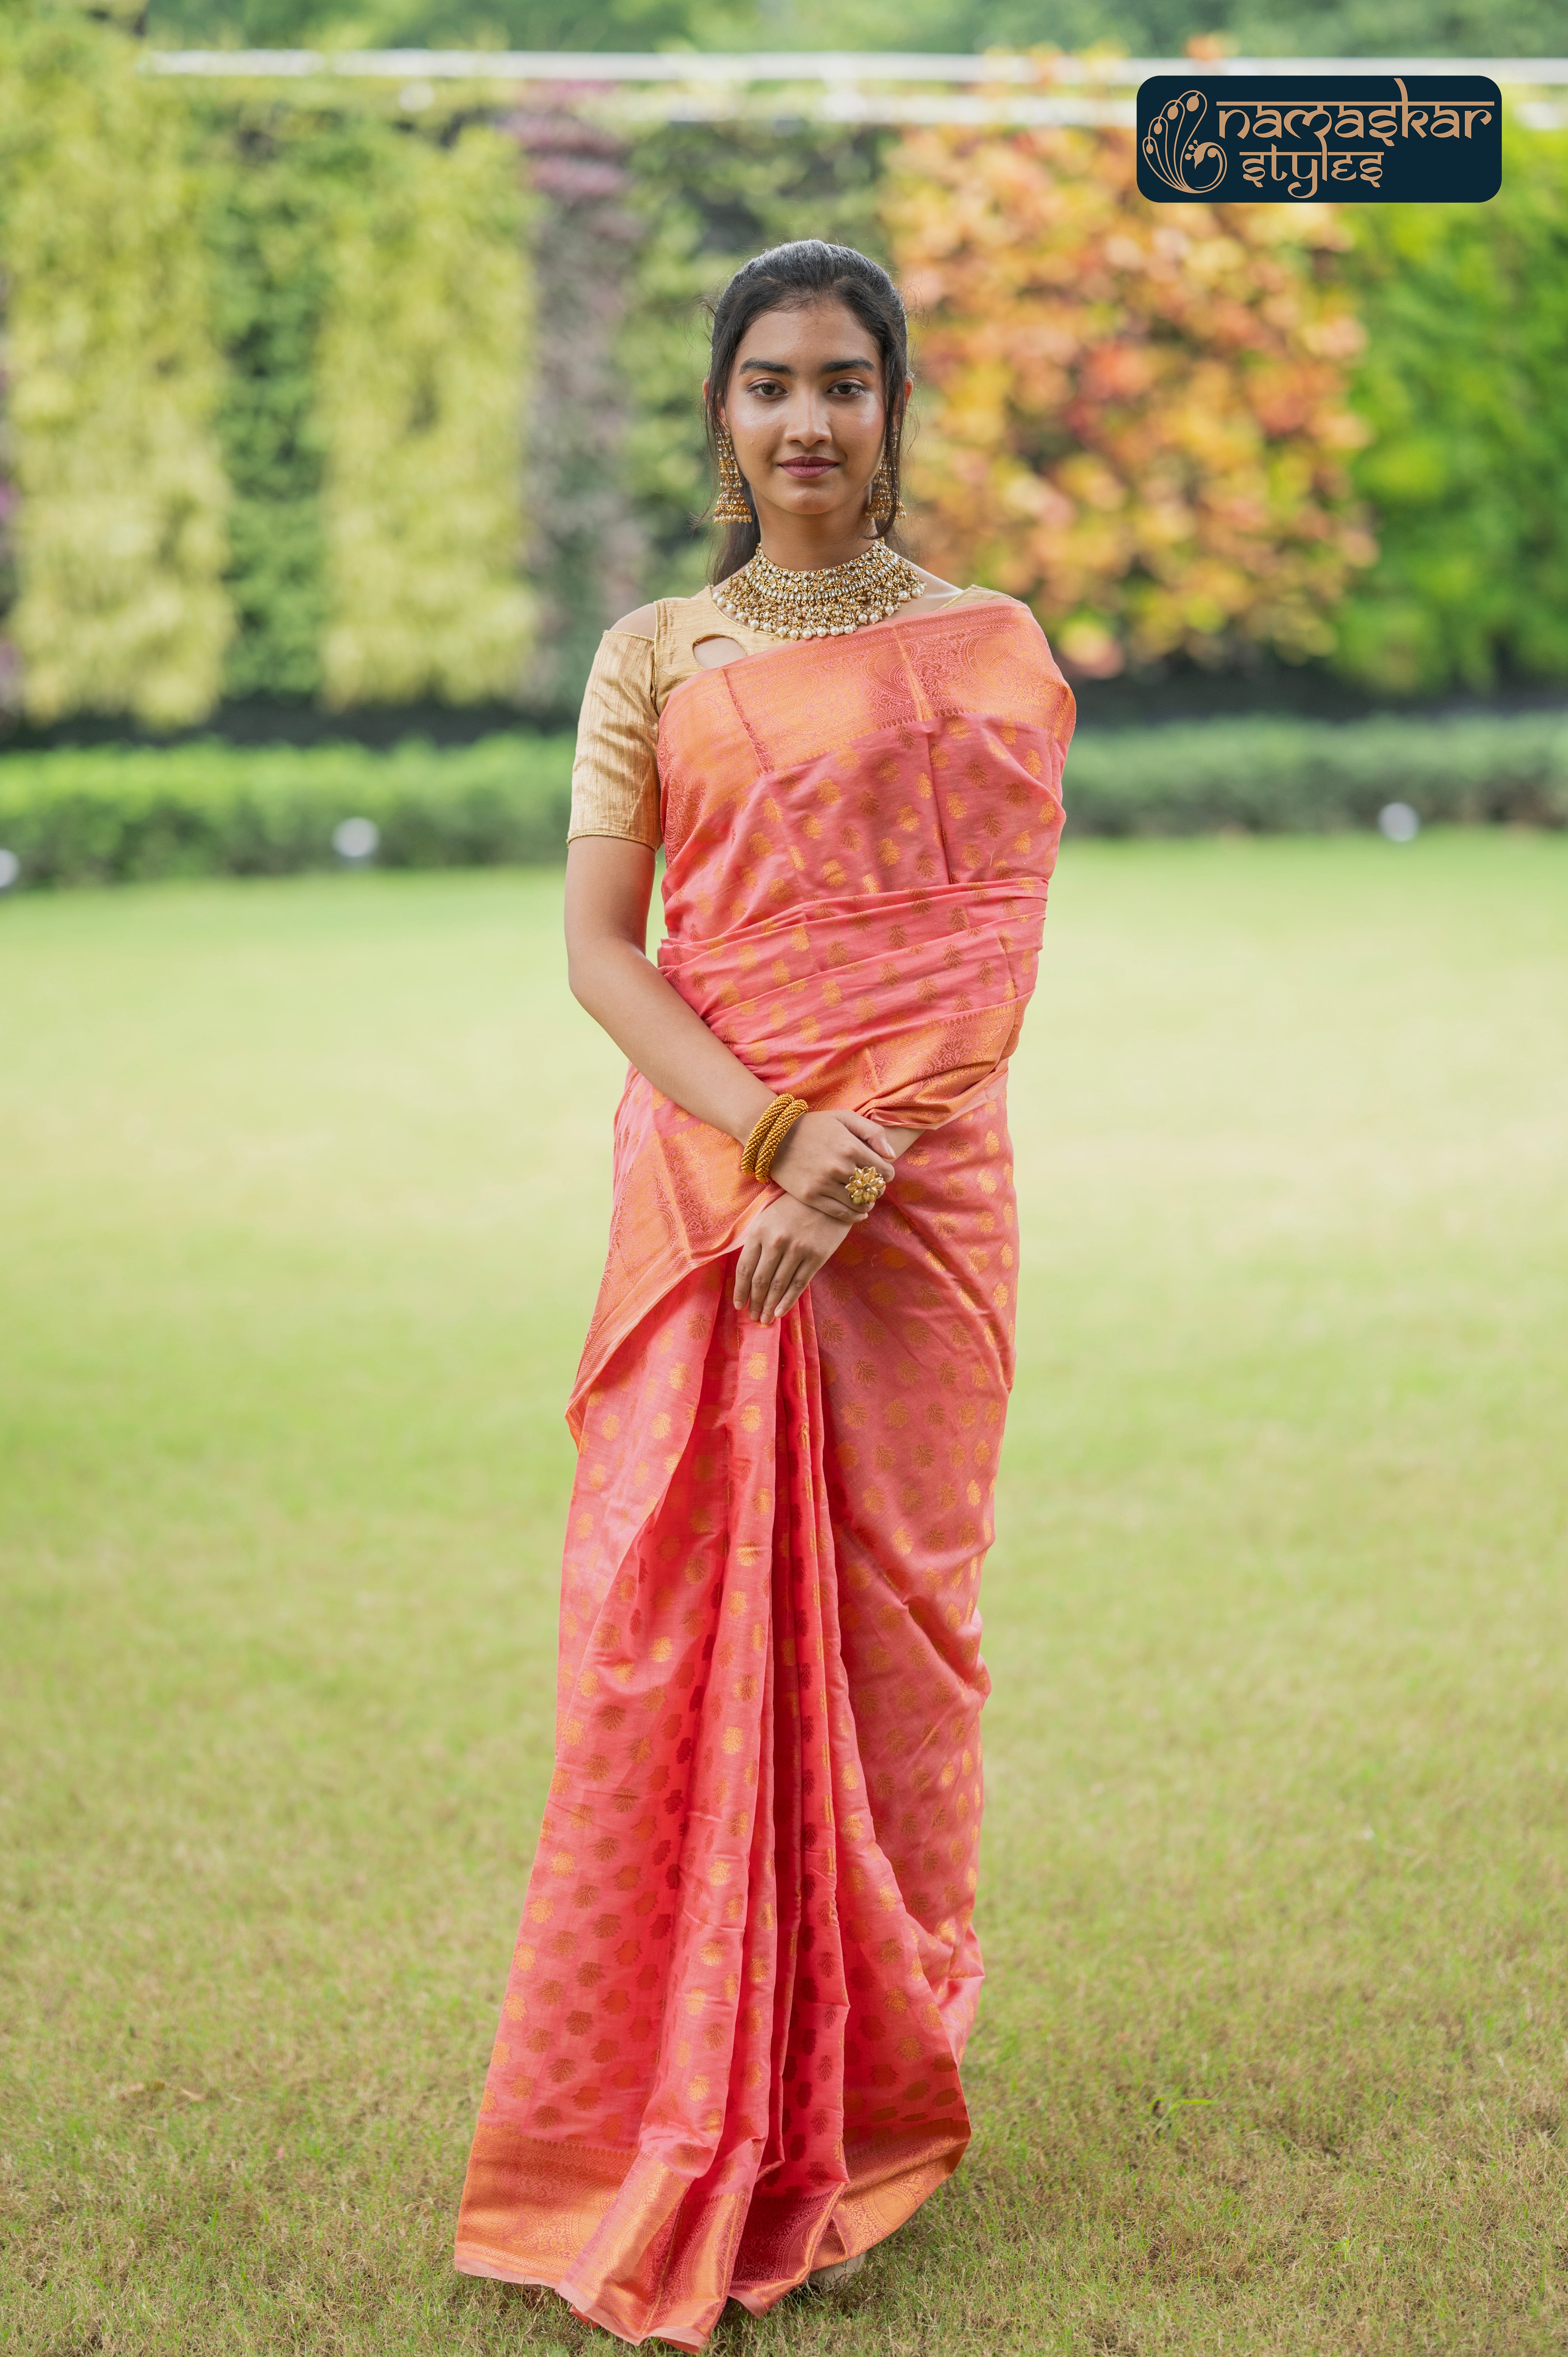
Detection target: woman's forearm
<box><xmin>577</xmin><ymin>933</ymin><xmax>929</xmax><ymax>1164</ymax></box>
<box><xmin>570</xmin><ymin>935</ymin><xmax>776</xmax><ymax>1146</ymax></box>
<box><xmin>564</xmin><ymin>841</ymin><xmax>922</xmax><ymax>1162</ymax></box>
<box><xmin>573</xmin><ymin>940</ymin><xmax>923</xmax><ymax>1159</ymax></box>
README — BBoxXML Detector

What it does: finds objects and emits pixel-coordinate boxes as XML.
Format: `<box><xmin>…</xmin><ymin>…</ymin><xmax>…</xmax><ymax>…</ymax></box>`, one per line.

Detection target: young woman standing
<box><xmin>456</xmin><ymin>239</ymin><xmax>1074</xmax><ymax>2348</ymax></box>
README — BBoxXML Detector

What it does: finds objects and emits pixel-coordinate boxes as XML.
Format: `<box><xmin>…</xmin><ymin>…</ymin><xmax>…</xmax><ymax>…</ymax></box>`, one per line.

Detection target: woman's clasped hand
<box><xmin>733</xmin><ymin>1108</ymin><xmax>895</xmax><ymax>1325</ymax></box>
<box><xmin>766</xmin><ymin>1108</ymin><xmax>895</xmax><ymax>1222</ymax></box>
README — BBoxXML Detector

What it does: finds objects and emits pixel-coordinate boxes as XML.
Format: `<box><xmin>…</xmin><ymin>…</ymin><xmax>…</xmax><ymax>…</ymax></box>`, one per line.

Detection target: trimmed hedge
<box><xmin>0</xmin><ymin>734</ymin><xmax>573</xmax><ymax>887</ymax></box>
<box><xmin>0</xmin><ymin>710</ymin><xmax>1565</xmax><ymax>891</ymax></box>
<box><xmin>1064</xmin><ymin>712</ymin><xmax>1568</xmax><ymax>836</ymax></box>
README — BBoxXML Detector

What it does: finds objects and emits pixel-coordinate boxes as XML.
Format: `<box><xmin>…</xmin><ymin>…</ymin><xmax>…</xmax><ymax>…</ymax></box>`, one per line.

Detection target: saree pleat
<box><xmin>456</xmin><ymin>601</ymin><xmax>1072</xmax><ymax>2348</ymax></box>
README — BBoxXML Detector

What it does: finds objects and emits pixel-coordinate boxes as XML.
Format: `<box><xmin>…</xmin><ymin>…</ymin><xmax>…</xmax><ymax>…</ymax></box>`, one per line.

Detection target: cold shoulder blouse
<box><xmin>567</xmin><ymin>581</ymin><xmax>1013</xmax><ymax>851</ymax></box>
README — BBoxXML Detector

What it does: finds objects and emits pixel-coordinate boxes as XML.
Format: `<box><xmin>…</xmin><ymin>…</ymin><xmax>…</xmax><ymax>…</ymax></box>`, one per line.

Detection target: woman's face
<box><xmin>715</xmin><ymin>298</ymin><xmax>906</xmax><ymax>530</ymax></box>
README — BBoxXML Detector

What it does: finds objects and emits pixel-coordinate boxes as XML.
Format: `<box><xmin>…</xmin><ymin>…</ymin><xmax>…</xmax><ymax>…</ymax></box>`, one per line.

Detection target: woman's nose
<box><xmin>786</xmin><ymin>395</ymin><xmax>834</xmax><ymax>444</ymax></box>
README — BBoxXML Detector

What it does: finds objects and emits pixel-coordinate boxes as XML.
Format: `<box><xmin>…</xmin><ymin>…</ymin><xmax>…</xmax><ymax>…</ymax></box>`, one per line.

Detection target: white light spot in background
<box><xmin>1377</xmin><ymin>802</ymin><xmax>1420</xmax><ymax>843</ymax></box>
<box><xmin>332</xmin><ymin>816</ymin><xmax>380</xmax><ymax>864</ymax></box>
<box><xmin>399</xmin><ymin>81</ymin><xmax>434</xmax><ymax>111</ymax></box>
<box><xmin>0</xmin><ymin>848</ymin><xmax>19</xmax><ymax>891</ymax></box>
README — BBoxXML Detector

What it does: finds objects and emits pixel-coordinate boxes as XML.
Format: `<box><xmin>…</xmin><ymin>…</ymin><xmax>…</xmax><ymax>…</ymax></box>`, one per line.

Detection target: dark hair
<box><xmin>704</xmin><ymin>241</ymin><xmax>910</xmax><ymax>583</ymax></box>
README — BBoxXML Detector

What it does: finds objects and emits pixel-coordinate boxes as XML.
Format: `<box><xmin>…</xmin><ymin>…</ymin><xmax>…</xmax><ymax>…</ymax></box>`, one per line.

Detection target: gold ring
<box><xmin>845</xmin><ymin>1166</ymin><xmax>887</xmax><ymax>1210</ymax></box>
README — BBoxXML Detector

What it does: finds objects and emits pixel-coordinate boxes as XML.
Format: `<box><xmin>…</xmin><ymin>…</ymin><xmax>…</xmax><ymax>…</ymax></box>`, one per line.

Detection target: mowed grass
<box><xmin>2</xmin><ymin>833</ymin><xmax>1566</xmax><ymax>2356</ymax></box>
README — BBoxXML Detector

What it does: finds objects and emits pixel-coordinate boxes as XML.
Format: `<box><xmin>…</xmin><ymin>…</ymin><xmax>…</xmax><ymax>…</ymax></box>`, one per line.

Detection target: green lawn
<box><xmin>3</xmin><ymin>834</ymin><xmax>1567</xmax><ymax>2355</ymax></box>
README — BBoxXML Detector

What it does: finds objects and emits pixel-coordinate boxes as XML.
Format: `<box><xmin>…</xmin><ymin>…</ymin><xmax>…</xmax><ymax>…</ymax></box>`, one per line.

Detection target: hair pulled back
<box><xmin>705</xmin><ymin>240</ymin><xmax>910</xmax><ymax>583</ymax></box>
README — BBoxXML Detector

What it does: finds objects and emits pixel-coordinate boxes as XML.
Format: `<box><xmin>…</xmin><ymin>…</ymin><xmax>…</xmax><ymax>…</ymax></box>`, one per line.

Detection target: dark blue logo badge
<box><xmin>1136</xmin><ymin>76</ymin><xmax>1502</xmax><ymax>205</ymax></box>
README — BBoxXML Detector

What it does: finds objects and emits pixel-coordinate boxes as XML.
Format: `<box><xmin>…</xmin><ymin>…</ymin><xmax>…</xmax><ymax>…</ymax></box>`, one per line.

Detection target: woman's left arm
<box><xmin>566</xmin><ymin>837</ymin><xmax>900</xmax><ymax>1221</ymax></box>
<box><xmin>566</xmin><ymin>839</ymin><xmax>926</xmax><ymax>1325</ymax></box>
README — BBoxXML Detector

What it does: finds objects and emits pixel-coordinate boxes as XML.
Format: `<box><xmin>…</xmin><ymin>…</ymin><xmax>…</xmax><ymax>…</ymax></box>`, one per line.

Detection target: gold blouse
<box><xmin>567</xmin><ymin>582</ymin><xmax>1012</xmax><ymax>850</ymax></box>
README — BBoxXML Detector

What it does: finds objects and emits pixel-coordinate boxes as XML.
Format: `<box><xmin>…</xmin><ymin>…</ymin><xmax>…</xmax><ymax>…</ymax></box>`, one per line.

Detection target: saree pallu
<box><xmin>456</xmin><ymin>600</ymin><xmax>1073</xmax><ymax>2348</ymax></box>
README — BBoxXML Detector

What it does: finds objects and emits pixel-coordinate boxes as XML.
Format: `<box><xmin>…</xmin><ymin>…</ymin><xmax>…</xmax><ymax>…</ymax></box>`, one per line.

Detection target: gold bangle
<box><xmin>753</xmin><ymin>1098</ymin><xmax>808</xmax><ymax>1185</ymax></box>
<box><xmin>741</xmin><ymin>1094</ymin><xmax>793</xmax><ymax>1178</ymax></box>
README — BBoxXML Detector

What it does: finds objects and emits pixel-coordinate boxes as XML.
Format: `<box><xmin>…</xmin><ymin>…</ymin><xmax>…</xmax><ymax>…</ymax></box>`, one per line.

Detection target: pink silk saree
<box><xmin>455</xmin><ymin>598</ymin><xmax>1074</xmax><ymax>2348</ymax></box>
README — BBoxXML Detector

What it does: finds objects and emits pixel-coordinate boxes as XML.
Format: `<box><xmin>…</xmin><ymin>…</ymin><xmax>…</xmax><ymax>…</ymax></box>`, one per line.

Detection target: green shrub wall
<box><xmin>2</xmin><ymin>21</ymin><xmax>1568</xmax><ymax>726</ymax></box>
<box><xmin>0</xmin><ymin>20</ymin><xmax>539</xmax><ymax>725</ymax></box>
<box><xmin>1338</xmin><ymin>124</ymin><xmax>1568</xmax><ymax>697</ymax></box>
<box><xmin>0</xmin><ymin>12</ymin><xmax>233</xmax><ymax>726</ymax></box>
<box><xmin>199</xmin><ymin>105</ymin><xmax>341</xmax><ymax>702</ymax></box>
<box><xmin>512</xmin><ymin>109</ymin><xmax>647</xmax><ymax>718</ymax></box>
<box><xmin>317</xmin><ymin>118</ymin><xmax>534</xmax><ymax>707</ymax></box>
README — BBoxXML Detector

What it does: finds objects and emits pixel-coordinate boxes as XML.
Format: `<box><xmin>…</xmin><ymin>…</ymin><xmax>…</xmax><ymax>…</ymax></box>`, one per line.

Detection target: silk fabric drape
<box><xmin>456</xmin><ymin>601</ymin><xmax>1074</xmax><ymax>2347</ymax></box>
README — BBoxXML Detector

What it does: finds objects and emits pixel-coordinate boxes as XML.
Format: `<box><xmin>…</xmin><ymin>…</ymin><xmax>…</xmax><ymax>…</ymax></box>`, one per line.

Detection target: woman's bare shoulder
<box><xmin>951</xmin><ymin>582</ymin><xmax>1026</xmax><ymax>607</ymax></box>
<box><xmin>607</xmin><ymin>602</ymin><xmax>659</xmax><ymax>638</ymax></box>
<box><xmin>906</xmin><ymin>571</ymin><xmax>1020</xmax><ymax>616</ymax></box>
<box><xmin>609</xmin><ymin>587</ymin><xmax>730</xmax><ymax>638</ymax></box>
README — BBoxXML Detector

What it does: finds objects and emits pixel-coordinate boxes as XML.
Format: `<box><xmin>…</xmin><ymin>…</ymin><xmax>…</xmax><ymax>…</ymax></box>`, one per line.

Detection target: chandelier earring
<box><xmin>712</xmin><ymin>424</ymin><xmax>754</xmax><ymax>526</ymax></box>
<box><xmin>867</xmin><ymin>454</ymin><xmax>903</xmax><ymax>526</ymax></box>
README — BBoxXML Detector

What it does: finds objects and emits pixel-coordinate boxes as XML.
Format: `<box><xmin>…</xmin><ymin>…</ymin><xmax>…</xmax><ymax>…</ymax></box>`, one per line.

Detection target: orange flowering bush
<box><xmin>885</xmin><ymin>125</ymin><xmax>1377</xmax><ymax>677</ymax></box>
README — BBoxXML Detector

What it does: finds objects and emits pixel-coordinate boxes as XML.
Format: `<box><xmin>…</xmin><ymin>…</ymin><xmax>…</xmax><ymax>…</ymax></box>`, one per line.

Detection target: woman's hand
<box><xmin>766</xmin><ymin>1110</ymin><xmax>895</xmax><ymax>1224</ymax></box>
<box><xmin>733</xmin><ymin>1196</ymin><xmax>858</xmax><ymax>1325</ymax></box>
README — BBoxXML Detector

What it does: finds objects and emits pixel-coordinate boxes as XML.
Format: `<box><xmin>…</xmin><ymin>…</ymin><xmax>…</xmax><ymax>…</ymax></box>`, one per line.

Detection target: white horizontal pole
<box><xmin>145</xmin><ymin>49</ymin><xmax>1568</xmax><ymax>86</ymax></box>
<box><xmin>623</xmin><ymin>92</ymin><xmax>1139</xmax><ymax>125</ymax></box>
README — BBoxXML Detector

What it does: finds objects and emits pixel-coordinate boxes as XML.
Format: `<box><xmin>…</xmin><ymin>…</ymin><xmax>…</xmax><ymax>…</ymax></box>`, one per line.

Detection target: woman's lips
<box><xmin>780</xmin><ymin>459</ymin><xmax>837</xmax><ymax>479</ymax></box>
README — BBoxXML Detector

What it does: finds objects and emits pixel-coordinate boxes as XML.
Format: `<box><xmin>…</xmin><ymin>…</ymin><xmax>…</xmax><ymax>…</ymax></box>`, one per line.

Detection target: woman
<box><xmin>455</xmin><ymin>239</ymin><xmax>1074</xmax><ymax>2349</ymax></box>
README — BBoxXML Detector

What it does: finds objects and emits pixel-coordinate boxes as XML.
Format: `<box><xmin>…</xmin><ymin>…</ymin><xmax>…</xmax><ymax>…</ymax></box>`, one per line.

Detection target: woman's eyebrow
<box><xmin>736</xmin><ymin>355</ymin><xmax>878</xmax><ymax>375</ymax></box>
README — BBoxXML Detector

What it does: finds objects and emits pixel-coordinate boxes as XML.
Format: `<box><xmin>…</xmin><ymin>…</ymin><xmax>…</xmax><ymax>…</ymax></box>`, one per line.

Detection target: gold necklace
<box><xmin>711</xmin><ymin>541</ymin><xmax>927</xmax><ymax>641</ymax></box>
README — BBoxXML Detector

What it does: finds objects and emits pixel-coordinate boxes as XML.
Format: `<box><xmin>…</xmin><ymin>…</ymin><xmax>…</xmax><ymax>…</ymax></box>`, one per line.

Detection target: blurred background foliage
<box><xmin>2</xmin><ymin>3</ymin><xmax>1568</xmax><ymax>731</ymax></box>
<box><xmin>510</xmin><ymin>109</ymin><xmax>646</xmax><ymax>716</ymax></box>
<box><xmin>886</xmin><ymin>129</ymin><xmax>1375</xmax><ymax>680</ymax></box>
<box><xmin>0</xmin><ymin>9</ymin><xmax>233</xmax><ymax>726</ymax></box>
<box><xmin>314</xmin><ymin>119</ymin><xmax>533</xmax><ymax>707</ymax></box>
<box><xmin>198</xmin><ymin>107</ymin><xmax>355</xmax><ymax>703</ymax></box>
<box><xmin>1336</xmin><ymin>125</ymin><xmax>1568</xmax><ymax>695</ymax></box>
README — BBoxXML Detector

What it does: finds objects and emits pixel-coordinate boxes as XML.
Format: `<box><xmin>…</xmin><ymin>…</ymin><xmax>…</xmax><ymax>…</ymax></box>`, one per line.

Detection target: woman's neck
<box><xmin>753</xmin><ymin>514</ymin><xmax>881</xmax><ymax>572</ymax></box>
